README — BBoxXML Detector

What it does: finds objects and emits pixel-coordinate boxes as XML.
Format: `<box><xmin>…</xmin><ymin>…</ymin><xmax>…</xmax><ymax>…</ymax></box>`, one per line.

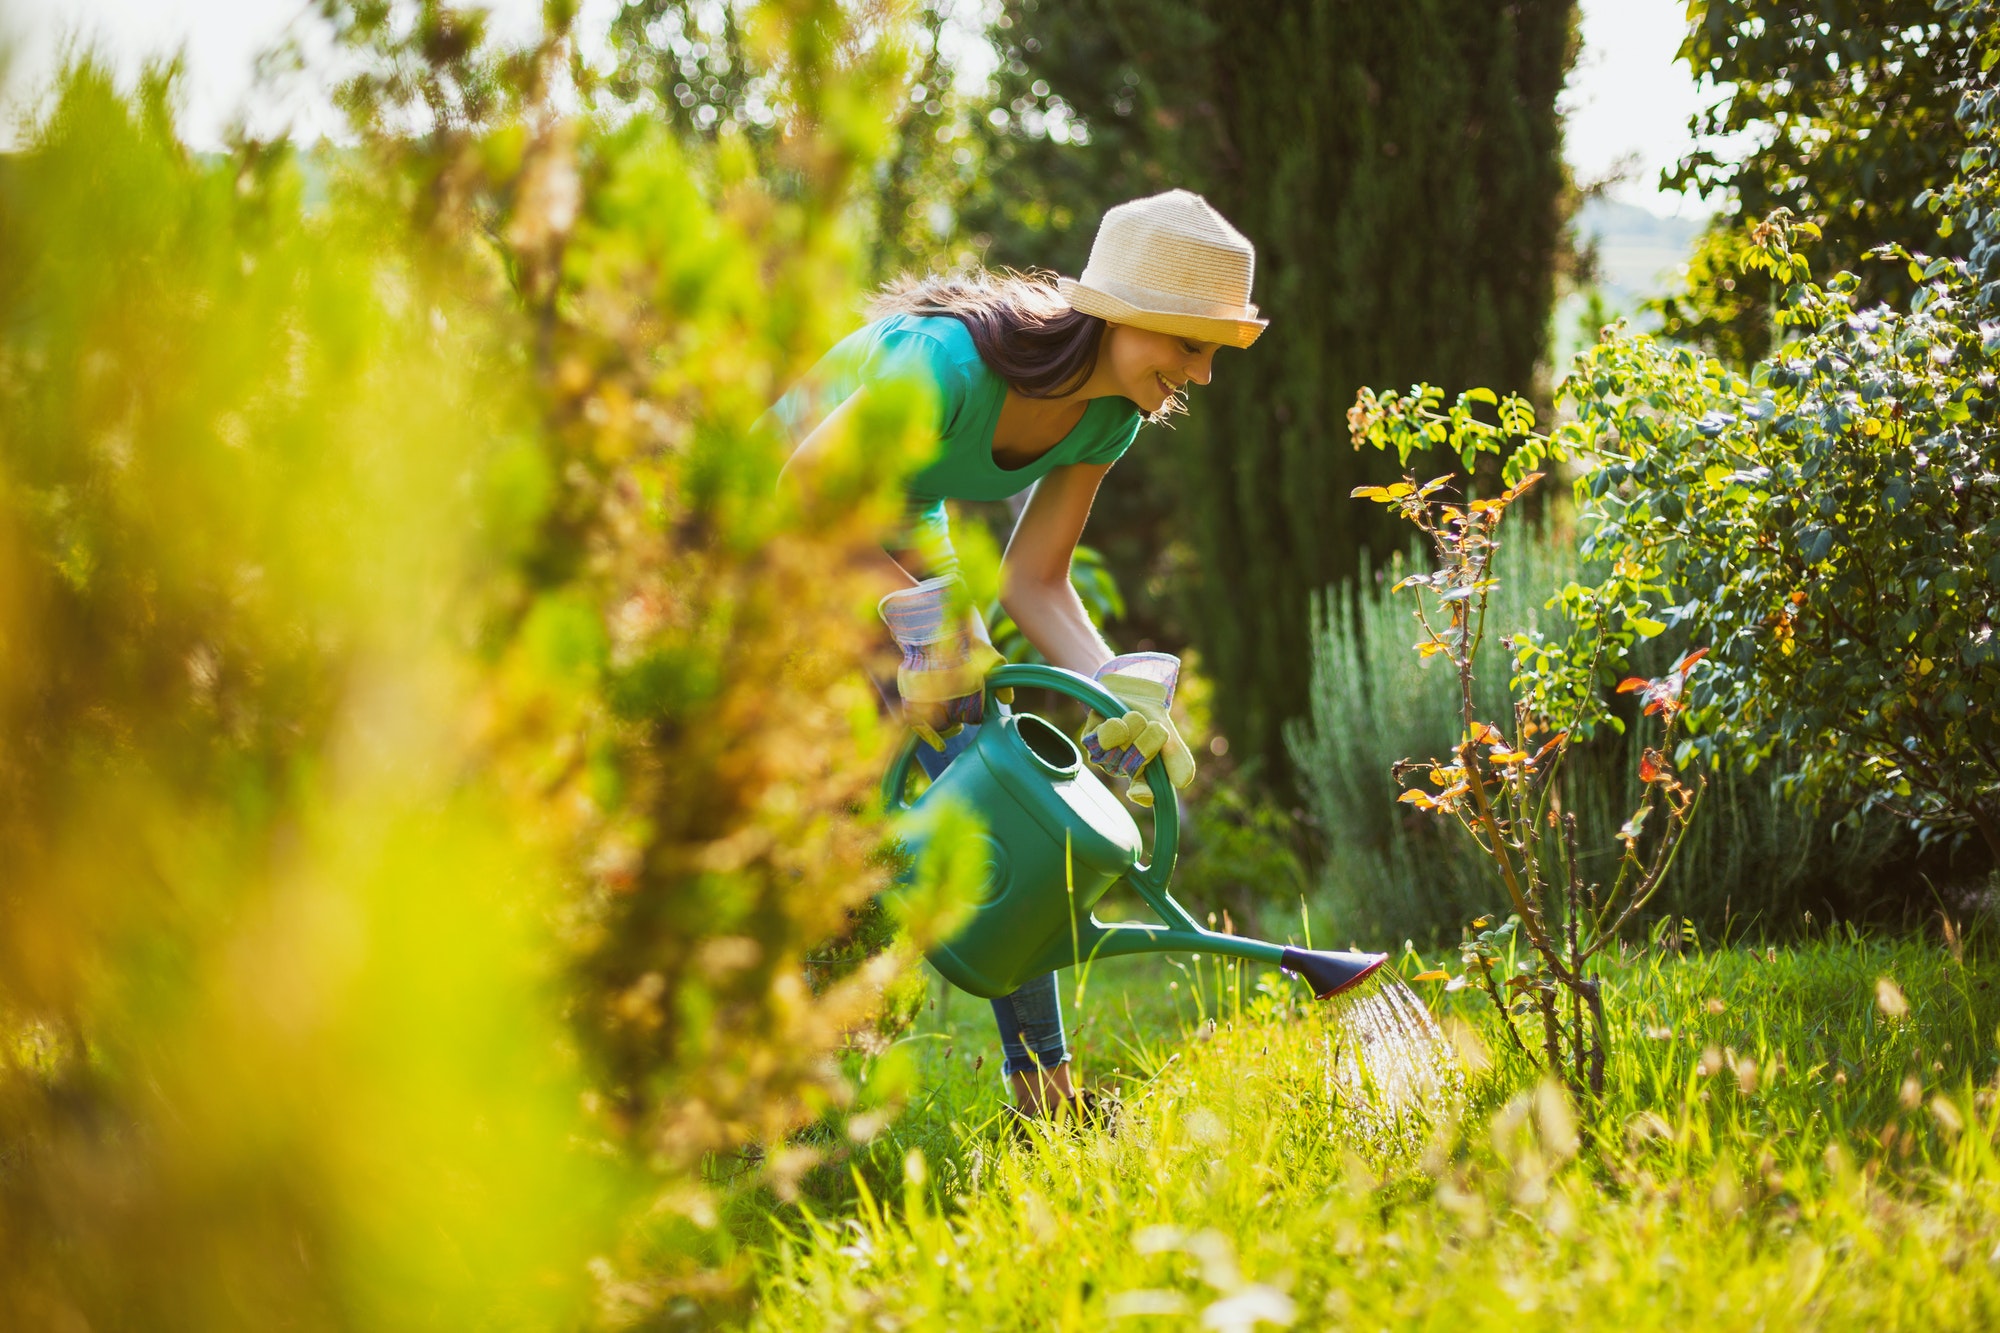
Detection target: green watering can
<box><xmin>884</xmin><ymin>663</ymin><xmax>1386</xmax><ymax>1001</ymax></box>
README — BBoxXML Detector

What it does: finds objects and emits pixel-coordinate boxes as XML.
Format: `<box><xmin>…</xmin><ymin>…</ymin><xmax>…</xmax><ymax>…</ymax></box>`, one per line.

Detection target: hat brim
<box><xmin>1059</xmin><ymin>277</ymin><xmax>1266</xmax><ymax>349</ymax></box>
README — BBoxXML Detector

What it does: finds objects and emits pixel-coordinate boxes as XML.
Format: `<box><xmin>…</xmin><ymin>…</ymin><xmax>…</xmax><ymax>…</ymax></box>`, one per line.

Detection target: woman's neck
<box><xmin>1044</xmin><ymin>357</ymin><xmax>1125</xmax><ymax>407</ymax></box>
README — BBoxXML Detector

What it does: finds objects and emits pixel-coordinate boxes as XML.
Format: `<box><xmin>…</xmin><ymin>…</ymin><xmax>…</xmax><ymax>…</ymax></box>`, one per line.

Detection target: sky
<box><xmin>3</xmin><ymin>0</ymin><xmax>1724</xmax><ymax>217</ymax></box>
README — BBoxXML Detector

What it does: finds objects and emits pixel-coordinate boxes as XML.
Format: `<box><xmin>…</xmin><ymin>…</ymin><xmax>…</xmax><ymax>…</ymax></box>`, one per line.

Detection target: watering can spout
<box><xmin>1281</xmin><ymin>947</ymin><xmax>1388</xmax><ymax>1000</ymax></box>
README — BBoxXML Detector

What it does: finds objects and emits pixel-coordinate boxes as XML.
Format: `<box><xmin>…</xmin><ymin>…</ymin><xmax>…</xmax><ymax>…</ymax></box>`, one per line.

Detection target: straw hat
<box><xmin>1059</xmin><ymin>190</ymin><xmax>1267</xmax><ymax>349</ymax></box>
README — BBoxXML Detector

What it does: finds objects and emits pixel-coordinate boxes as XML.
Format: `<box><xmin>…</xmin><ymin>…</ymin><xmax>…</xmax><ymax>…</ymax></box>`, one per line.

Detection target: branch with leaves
<box><xmin>1349</xmin><ymin>394</ymin><xmax>1706</xmax><ymax>1099</ymax></box>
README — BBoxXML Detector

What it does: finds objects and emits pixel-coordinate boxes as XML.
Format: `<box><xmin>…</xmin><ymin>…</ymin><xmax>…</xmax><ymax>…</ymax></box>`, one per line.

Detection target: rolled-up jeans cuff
<box><xmin>991</xmin><ymin>972</ymin><xmax>1068</xmax><ymax>1077</ymax></box>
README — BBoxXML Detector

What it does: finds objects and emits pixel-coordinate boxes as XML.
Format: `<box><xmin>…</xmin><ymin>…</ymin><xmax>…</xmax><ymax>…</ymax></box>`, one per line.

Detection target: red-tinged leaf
<box><xmin>1643</xmin><ymin>699</ymin><xmax>1665</xmax><ymax>716</ymax></box>
<box><xmin>1639</xmin><ymin>753</ymin><xmax>1662</xmax><ymax>782</ymax></box>
<box><xmin>1533</xmin><ymin>731</ymin><xmax>1569</xmax><ymax>759</ymax></box>
<box><xmin>1411</xmin><ymin>970</ymin><xmax>1449</xmax><ymax>983</ymax></box>
<box><xmin>1502</xmin><ymin>472</ymin><xmax>1546</xmax><ymax>501</ymax></box>
<box><xmin>1468</xmin><ymin>721</ymin><xmax>1504</xmax><ymax>745</ymax></box>
<box><xmin>1675</xmin><ymin>647</ymin><xmax>1710</xmax><ymax>673</ymax></box>
<box><xmin>1616</xmin><ymin>677</ymin><xmax>1649</xmax><ymax>694</ymax></box>
<box><xmin>1437</xmin><ymin>782</ymin><xmax>1471</xmax><ymax>801</ymax></box>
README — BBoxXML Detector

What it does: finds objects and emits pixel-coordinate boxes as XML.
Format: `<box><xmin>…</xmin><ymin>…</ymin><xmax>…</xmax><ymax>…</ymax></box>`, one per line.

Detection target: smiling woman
<box><xmin>770</xmin><ymin>189</ymin><xmax>1267</xmax><ymax>1125</ymax></box>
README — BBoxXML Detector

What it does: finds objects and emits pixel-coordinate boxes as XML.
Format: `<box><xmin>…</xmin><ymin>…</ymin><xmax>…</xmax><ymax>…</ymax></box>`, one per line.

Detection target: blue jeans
<box><xmin>880</xmin><ymin>680</ymin><xmax>1069</xmax><ymax>1077</ymax></box>
<box><xmin>989</xmin><ymin>970</ymin><xmax>1069</xmax><ymax>1077</ymax></box>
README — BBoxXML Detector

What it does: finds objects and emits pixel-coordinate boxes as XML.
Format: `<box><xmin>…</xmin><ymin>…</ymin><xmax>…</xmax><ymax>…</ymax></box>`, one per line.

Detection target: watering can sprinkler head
<box><xmin>1280</xmin><ymin>947</ymin><xmax>1388</xmax><ymax>1000</ymax></box>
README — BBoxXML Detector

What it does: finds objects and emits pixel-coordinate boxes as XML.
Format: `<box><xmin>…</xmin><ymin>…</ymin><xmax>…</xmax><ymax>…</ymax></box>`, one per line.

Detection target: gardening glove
<box><xmin>878</xmin><ymin>575</ymin><xmax>1012</xmax><ymax>750</ymax></box>
<box><xmin>1081</xmin><ymin>652</ymin><xmax>1195</xmax><ymax>807</ymax></box>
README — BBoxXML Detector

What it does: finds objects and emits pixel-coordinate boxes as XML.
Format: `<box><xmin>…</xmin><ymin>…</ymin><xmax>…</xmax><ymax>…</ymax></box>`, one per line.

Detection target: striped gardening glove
<box><xmin>879</xmin><ymin>576</ymin><xmax>1011</xmax><ymax>750</ymax></box>
<box><xmin>1081</xmin><ymin>652</ymin><xmax>1195</xmax><ymax>807</ymax></box>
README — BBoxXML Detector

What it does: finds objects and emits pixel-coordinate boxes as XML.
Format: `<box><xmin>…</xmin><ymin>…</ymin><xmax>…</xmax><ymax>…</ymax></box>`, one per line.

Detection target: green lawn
<box><xmin>749</xmin><ymin>925</ymin><xmax>2000</xmax><ymax>1330</ymax></box>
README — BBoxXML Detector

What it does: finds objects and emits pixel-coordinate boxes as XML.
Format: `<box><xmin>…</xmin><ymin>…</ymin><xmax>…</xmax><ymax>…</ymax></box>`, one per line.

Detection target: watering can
<box><xmin>884</xmin><ymin>663</ymin><xmax>1386</xmax><ymax>1001</ymax></box>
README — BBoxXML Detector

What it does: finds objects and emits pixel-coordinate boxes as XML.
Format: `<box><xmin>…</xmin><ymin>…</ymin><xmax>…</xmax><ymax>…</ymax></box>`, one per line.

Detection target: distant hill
<box><xmin>1577</xmin><ymin>197</ymin><xmax>1705</xmax><ymax>307</ymax></box>
<box><xmin>1550</xmin><ymin>197</ymin><xmax>1707</xmax><ymax>369</ymax></box>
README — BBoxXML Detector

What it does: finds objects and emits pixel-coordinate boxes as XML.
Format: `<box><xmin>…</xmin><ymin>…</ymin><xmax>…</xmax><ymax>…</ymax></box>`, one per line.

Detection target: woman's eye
<box><xmin>1181</xmin><ymin>340</ymin><xmax>1201</xmax><ymax>355</ymax></box>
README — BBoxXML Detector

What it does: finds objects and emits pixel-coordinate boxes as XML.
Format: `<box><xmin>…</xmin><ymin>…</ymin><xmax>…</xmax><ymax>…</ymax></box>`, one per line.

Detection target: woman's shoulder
<box><xmin>867</xmin><ymin>312</ymin><xmax>982</xmax><ymax>368</ymax></box>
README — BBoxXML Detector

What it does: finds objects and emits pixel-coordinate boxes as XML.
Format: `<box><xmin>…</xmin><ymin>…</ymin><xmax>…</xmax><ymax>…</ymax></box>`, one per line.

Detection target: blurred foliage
<box><xmin>1168</xmin><ymin>777</ymin><xmax>1314</xmax><ymax>931</ymax></box>
<box><xmin>0</xmin><ymin>0</ymin><xmax>966</xmax><ymax>1323</ymax></box>
<box><xmin>0</xmin><ymin>55</ymin><xmax>613</xmax><ymax>1330</ymax></box>
<box><xmin>1654</xmin><ymin>0</ymin><xmax>1985</xmax><ymax>364</ymax></box>
<box><xmin>957</xmin><ymin>0</ymin><xmax>1581</xmax><ymax>787</ymax></box>
<box><xmin>595</xmin><ymin>0</ymin><xmax>988</xmax><ymax>277</ymax></box>
<box><xmin>1933</xmin><ymin>0</ymin><xmax>2000</xmax><ymax>311</ymax></box>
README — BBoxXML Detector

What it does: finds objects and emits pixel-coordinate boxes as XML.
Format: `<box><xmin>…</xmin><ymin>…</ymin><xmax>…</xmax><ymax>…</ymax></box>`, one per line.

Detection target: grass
<box><xmin>746</xmin><ymin>920</ymin><xmax>2000</xmax><ymax>1330</ymax></box>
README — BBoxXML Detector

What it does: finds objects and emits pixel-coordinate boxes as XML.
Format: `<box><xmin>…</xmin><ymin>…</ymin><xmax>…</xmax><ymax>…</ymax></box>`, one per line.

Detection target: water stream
<box><xmin>1320</xmin><ymin>968</ymin><xmax>1467</xmax><ymax>1159</ymax></box>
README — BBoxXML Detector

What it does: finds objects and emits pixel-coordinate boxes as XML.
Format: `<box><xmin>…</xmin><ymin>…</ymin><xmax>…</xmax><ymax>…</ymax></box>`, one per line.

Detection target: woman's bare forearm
<box><xmin>998</xmin><ymin>464</ymin><xmax>1119</xmax><ymax>679</ymax></box>
<box><xmin>1001</xmin><ymin>574</ymin><xmax>1114</xmax><ymax>678</ymax></box>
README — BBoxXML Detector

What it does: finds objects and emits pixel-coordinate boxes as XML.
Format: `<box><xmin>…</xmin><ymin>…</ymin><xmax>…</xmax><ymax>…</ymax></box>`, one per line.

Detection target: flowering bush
<box><xmin>1348</xmin><ymin>391</ymin><xmax>1704</xmax><ymax>1097</ymax></box>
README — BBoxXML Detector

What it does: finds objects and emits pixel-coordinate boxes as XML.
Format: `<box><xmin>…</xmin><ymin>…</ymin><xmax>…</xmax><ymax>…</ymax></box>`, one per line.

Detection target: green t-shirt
<box><xmin>770</xmin><ymin>313</ymin><xmax>1142</xmax><ymax>566</ymax></box>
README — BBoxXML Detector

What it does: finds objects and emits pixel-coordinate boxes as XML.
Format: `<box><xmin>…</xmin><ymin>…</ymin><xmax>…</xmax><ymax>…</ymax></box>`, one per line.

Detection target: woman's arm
<box><xmin>1000</xmin><ymin>462</ymin><xmax>1117</xmax><ymax>677</ymax></box>
<box><xmin>777</xmin><ymin>386</ymin><xmax>920</xmax><ymax>598</ymax></box>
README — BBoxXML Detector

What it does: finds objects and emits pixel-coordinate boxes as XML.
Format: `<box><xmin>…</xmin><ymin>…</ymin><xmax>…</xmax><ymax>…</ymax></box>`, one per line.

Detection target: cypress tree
<box><xmin>969</xmin><ymin>0</ymin><xmax>1577</xmax><ymax>785</ymax></box>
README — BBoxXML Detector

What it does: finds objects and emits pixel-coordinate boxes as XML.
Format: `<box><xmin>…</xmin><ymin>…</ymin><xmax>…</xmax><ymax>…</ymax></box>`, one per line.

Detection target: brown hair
<box><xmin>870</xmin><ymin>269</ymin><xmax>1106</xmax><ymax>399</ymax></box>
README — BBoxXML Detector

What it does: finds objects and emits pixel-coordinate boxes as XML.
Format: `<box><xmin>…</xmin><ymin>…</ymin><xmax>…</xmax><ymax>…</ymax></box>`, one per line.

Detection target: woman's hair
<box><xmin>870</xmin><ymin>269</ymin><xmax>1106</xmax><ymax>399</ymax></box>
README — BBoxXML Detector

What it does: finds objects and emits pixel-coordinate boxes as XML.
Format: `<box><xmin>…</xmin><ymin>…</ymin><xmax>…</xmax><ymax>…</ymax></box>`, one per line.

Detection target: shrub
<box><xmin>0</xmin><ymin>3</ymin><xmax>944</xmax><ymax>1323</ymax></box>
<box><xmin>1290</xmin><ymin>524</ymin><xmax>1903</xmax><ymax>948</ymax></box>
<box><xmin>1565</xmin><ymin>210</ymin><xmax>2000</xmax><ymax>861</ymax></box>
<box><xmin>1338</xmin><ymin>394</ymin><xmax>1710</xmax><ymax>1095</ymax></box>
<box><xmin>1652</xmin><ymin>0</ymin><xmax>1986</xmax><ymax>365</ymax></box>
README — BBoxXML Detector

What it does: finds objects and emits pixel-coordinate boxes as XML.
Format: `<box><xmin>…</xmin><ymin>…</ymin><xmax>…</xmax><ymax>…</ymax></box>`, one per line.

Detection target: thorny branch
<box><xmin>1351</xmin><ymin>444</ymin><xmax>1705</xmax><ymax>1101</ymax></box>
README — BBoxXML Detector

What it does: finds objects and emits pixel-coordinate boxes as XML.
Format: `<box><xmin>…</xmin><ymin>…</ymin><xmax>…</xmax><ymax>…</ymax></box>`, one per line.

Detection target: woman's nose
<box><xmin>1187</xmin><ymin>350</ymin><xmax>1215</xmax><ymax>386</ymax></box>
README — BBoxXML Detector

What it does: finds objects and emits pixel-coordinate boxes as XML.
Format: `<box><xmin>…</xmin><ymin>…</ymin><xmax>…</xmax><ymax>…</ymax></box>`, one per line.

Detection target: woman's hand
<box><xmin>1082</xmin><ymin>653</ymin><xmax>1196</xmax><ymax>807</ymax></box>
<box><xmin>879</xmin><ymin>576</ymin><xmax>1009</xmax><ymax>749</ymax></box>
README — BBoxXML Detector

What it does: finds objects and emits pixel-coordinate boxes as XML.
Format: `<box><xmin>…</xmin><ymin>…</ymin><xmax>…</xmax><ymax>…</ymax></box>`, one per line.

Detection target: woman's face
<box><xmin>1102</xmin><ymin>324</ymin><xmax>1220</xmax><ymax>413</ymax></box>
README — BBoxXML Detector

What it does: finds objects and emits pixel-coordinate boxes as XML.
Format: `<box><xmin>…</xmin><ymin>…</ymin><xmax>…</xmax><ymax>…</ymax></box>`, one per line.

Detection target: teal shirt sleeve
<box><xmin>762</xmin><ymin>316</ymin><xmax>968</xmax><ymax>447</ymax></box>
<box><xmin>859</xmin><ymin>321</ymin><xmax>976</xmax><ymax>443</ymax></box>
<box><xmin>766</xmin><ymin>314</ymin><xmax>1141</xmax><ymax>575</ymax></box>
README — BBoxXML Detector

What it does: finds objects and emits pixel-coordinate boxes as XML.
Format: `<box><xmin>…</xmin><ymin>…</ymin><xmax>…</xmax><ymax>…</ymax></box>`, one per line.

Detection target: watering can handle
<box><xmin>880</xmin><ymin>663</ymin><xmax>1180</xmax><ymax>897</ymax></box>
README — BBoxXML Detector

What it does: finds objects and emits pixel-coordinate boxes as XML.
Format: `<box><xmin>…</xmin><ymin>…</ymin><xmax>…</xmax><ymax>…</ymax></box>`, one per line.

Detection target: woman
<box><xmin>776</xmin><ymin>190</ymin><xmax>1266</xmax><ymax>1122</ymax></box>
